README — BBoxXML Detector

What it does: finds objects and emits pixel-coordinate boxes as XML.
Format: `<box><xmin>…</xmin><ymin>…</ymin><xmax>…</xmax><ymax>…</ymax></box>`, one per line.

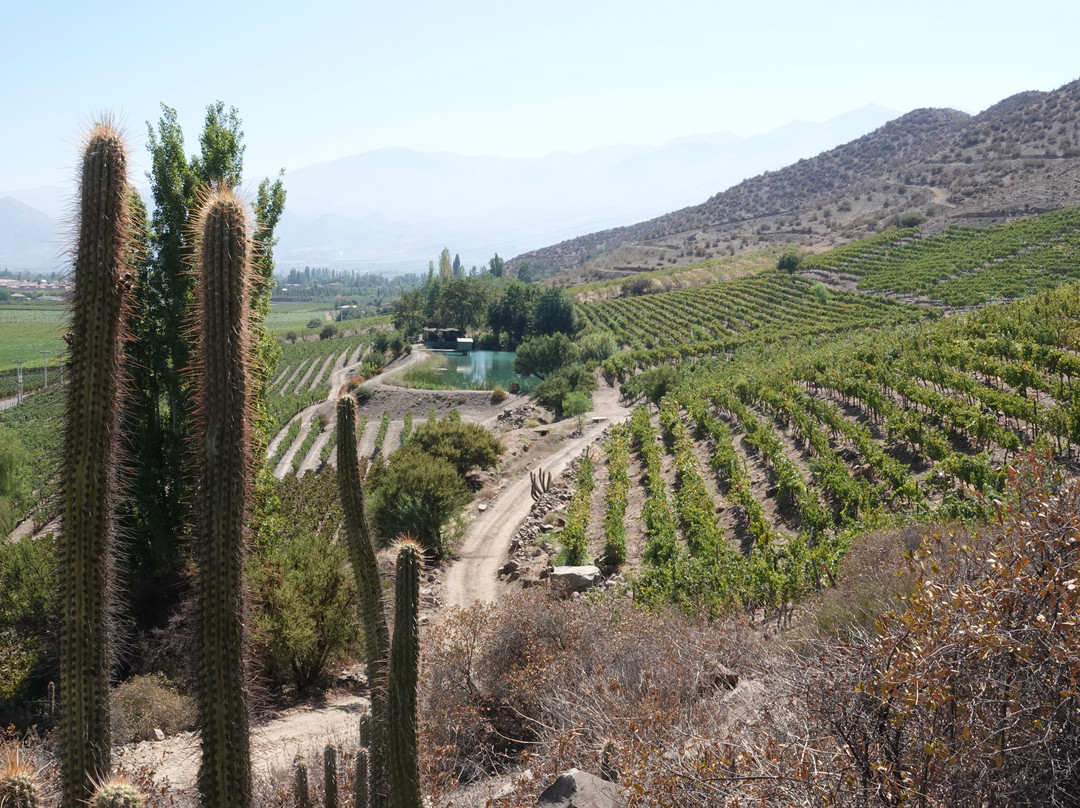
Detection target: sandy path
<box><xmin>116</xmin><ymin>695</ymin><xmax>369</xmax><ymax>793</ymax></box>
<box><xmin>442</xmin><ymin>382</ymin><xmax>629</xmax><ymax>608</ymax></box>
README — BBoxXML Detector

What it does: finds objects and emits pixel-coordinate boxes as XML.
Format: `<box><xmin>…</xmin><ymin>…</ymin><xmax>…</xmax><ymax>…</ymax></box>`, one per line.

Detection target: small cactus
<box><xmin>293</xmin><ymin>755</ymin><xmax>312</xmax><ymax>808</ymax></box>
<box><xmin>388</xmin><ymin>540</ymin><xmax>423</xmax><ymax>808</ymax></box>
<box><xmin>353</xmin><ymin>749</ymin><xmax>368</xmax><ymax>808</ymax></box>
<box><xmin>323</xmin><ymin>745</ymin><xmax>338</xmax><ymax>808</ymax></box>
<box><xmin>90</xmin><ymin>777</ymin><xmax>142</xmax><ymax>808</ymax></box>
<box><xmin>600</xmin><ymin>739</ymin><xmax>620</xmax><ymax>783</ymax></box>
<box><xmin>0</xmin><ymin>748</ymin><xmax>42</xmax><ymax>808</ymax></box>
<box><xmin>530</xmin><ymin>468</ymin><xmax>554</xmax><ymax>501</ymax></box>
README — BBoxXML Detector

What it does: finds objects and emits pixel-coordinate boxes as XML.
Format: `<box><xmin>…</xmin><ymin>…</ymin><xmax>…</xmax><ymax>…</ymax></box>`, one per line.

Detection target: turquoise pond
<box><xmin>434</xmin><ymin>350</ymin><xmax>534</xmax><ymax>391</ymax></box>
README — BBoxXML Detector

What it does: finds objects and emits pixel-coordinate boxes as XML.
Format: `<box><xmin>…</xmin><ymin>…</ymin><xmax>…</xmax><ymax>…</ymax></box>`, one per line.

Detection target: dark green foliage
<box><xmin>622</xmin><ymin>365</ymin><xmax>680</xmax><ymax>408</ymax></box>
<box><xmin>388</xmin><ymin>541</ymin><xmax>422</xmax><ymax>808</ymax></box>
<box><xmin>488</xmin><ymin>253</ymin><xmax>505</xmax><ymax>278</ymax></box>
<box><xmin>250</xmin><ymin>471</ymin><xmax>360</xmax><ymax>691</ymax></box>
<box><xmin>0</xmin><ymin>534</ymin><xmax>57</xmax><ymax>717</ymax></box>
<box><xmin>367</xmin><ymin>447</ymin><xmax>470</xmax><ymax>559</ymax></box>
<box><xmin>192</xmin><ymin>189</ymin><xmax>253</xmax><ymax>808</ymax></box>
<box><xmin>534</xmin><ymin>364</ymin><xmax>598</xmax><ymax>419</ymax></box>
<box><xmin>487</xmin><ymin>281</ymin><xmax>537</xmax><ymax>348</ymax></box>
<box><xmin>0</xmin><ymin>426</ymin><xmax>28</xmax><ymax>535</ymax></box>
<box><xmin>528</xmin><ymin>287</ymin><xmax>577</xmax><ymax>336</ymax></box>
<box><xmin>122</xmin><ymin>101</ymin><xmax>285</xmax><ymax>635</ymax></box>
<box><xmin>336</xmin><ymin>398</ymin><xmax>390</xmax><ymax>808</ymax></box>
<box><xmin>777</xmin><ymin>250</ymin><xmax>803</xmax><ymax>272</ymax></box>
<box><xmin>60</xmin><ymin>121</ymin><xmax>130</xmax><ymax>808</ymax></box>
<box><xmin>514</xmin><ymin>333</ymin><xmax>579</xmax><ymax>380</ymax></box>
<box><xmin>406</xmin><ymin>416</ymin><xmax>504</xmax><ymax>478</ymax></box>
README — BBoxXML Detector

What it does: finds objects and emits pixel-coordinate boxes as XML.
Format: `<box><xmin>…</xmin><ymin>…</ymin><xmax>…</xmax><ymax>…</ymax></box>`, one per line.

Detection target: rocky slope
<box><xmin>509</xmin><ymin>79</ymin><xmax>1080</xmax><ymax>278</ymax></box>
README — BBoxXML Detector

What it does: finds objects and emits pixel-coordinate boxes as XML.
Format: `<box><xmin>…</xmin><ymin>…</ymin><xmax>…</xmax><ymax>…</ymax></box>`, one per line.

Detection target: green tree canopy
<box><xmin>515</xmin><ymin>332</ymin><xmax>579</xmax><ymax>380</ymax></box>
<box><xmin>489</xmin><ymin>253</ymin><xmax>505</xmax><ymax>278</ymax></box>
<box><xmin>529</xmin><ymin>287</ymin><xmax>577</xmax><ymax>336</ymax></box>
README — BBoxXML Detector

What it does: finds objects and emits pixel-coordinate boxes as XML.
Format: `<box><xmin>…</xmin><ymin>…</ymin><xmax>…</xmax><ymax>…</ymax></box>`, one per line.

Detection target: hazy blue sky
<box><xmin>2</xmin><ymin>0</ymin><xmax>1078</xmax><ymax>191</ymax></box>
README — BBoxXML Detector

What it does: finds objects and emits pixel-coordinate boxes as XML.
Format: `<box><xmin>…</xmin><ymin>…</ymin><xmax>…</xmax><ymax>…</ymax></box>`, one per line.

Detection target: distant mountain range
<box><xmin>0</xmin><ymin>105</ymin><xmax>897</xmax><ymax>273</ymax></box>
<box><xmin>510</xmin><ymin>79</ymin><xmax>1080</xmax><ymax>279</ymax></box>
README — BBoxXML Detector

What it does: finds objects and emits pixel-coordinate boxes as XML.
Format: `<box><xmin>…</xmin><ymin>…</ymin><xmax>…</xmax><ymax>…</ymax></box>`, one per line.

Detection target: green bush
<box><xmin>249</xmin><ymin>470</ymin><xmax>361</xmax><ymax>691</ymax></box>
<box><xmin>368</xmin><ymin>447</ymin><xmax>471</xmax><ymax>558</ymax></box>
<box><xmin>110</xmin><ymin>673</ymin><xmax>196</xmax><ymax>744</ymax></box>
<box><xmin>0</xmin><ymin>533</ymin><xmax>57</xmax><ymax>716</ymax></box>
<box><xmin>534</xmin><ymin>363</ymin><xmax>598</xmax><ymax>419</ymax></box>
<box><xmin>407</xmin><ymin>416</ymin><xmax>504</xmax><ymax>477</ymax></box>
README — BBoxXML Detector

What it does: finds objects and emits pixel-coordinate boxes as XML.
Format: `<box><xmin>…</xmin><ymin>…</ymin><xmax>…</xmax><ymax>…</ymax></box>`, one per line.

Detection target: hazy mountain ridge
<box><xmin>509</xmin><ymin>79</ymin><xmax>1080</xmax><ymax>278</ymax></box>
<box><xmin>0</xmin><ymin>197</ymin><xmax>60</xmax><ymax>269</ymax></box>
<box><xmin>1</xmin><ymin>104</ymin><xmax>897</xmax><ymax>272</ymax></box>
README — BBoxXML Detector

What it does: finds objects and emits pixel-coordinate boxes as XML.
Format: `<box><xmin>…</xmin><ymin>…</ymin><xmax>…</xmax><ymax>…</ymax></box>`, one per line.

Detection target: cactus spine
<box><xmin>293</xmin><ymin>755</ymin><xmax>312</xmax><ymax>808</ymax></box>
<box><xmin>59</xmin><ymin>121</ymin><xmax>130</xmax><ymax>808</ymax></box>
<box><xmin>324</xmin><ymin>745</ymin><xmax>338</xmax><ymax>808</ymax></box>
<box><xmin>89</xmin><ymin>778</ymin><xmax>143</xmax><ymax>808</ymax></box>
<box><xmin>0</xmin><ymin>748</ymin><xmax>43</xmax><ymax>808</ymax></box>
<box><xmin>388</xmin><ymin>540</ymin><xmax>422</xmax><ymax>808</ymax></box>
<box><xmin>337</xmin><ymin>397</ymin><xmax>391</xmax><ymax>808</ymax></box>
<box><xmin>193</xmin><ymin>189</ymin><xmax>254</xmax><ymax>808</ymax></box>
<box><xmin>354</xmin><ymin>748</ymin><xmax>369</xmax><ymax>808</ymax></box>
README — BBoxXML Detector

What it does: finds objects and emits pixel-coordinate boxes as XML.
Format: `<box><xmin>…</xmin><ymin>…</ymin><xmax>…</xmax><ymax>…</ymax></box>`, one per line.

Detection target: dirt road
<box><xmin>442</xmin><ymin>382</ymin><xmax>629</xmax><ymax>607</ymax></box>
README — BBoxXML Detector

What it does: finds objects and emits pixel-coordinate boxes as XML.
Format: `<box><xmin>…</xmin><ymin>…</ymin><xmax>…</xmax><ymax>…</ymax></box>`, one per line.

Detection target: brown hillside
<box><xmin>510</xmin><ymin>79</ymin><xmax>1080</xmax><ymax>279</ymax></box>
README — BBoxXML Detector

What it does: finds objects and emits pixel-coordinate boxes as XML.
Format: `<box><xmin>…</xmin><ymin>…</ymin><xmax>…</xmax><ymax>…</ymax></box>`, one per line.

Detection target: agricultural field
<box><xmin>265</xmin><ymin>333</ymin><xmax>371</xmax><ymax>434</ymax></box>
<box><xmin>556</xmin><ymin>281</ymin><xmax>1080</xmax><ymax>617</ymax></box>
<box><xmin>582</xmin><ymin>270</ymin><xmax>933</xmax><ymax>379</ymax></box>
<box><xmin>264</xmin><ymin>299</ymin><xmax>390</xmax><ymax>337</ymax></box>
<box><xmin>800</xmin><ymin>205</ymin><xmax>1080</xmax><ymax>305</ymax></box>
<box><xmin>0</xmin><ymin>301</ymin><xmax>68</xmax><ymax>385</ymax></box>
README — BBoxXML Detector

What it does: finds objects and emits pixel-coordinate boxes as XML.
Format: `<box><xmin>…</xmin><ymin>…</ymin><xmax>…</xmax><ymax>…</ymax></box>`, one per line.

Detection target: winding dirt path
<box><xmin>442</xmin><ymin>382</ymin><xmax>629</xmax><ymax>608</ymax></box>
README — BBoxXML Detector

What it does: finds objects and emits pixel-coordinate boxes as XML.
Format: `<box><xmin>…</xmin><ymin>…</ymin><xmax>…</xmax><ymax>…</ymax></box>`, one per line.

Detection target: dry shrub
<box><xmin>419</xmin><ymin>590</ymin><xmax>770</xmax><ymax>802</ymax></box>
<box><xmin>110</xmin><ymin>673</ymin><xmax>196</xmax><ymax>745</ymax></box>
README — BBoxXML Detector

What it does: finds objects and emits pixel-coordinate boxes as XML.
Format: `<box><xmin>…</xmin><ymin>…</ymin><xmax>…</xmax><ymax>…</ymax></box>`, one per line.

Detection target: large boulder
<box><xmin>549</xmin><ymin>566</ymin><xmax>602</xmax><ymax>593</ymax></box>
<box><xmin>536</xmin><ymin>769</ymin><xmax>621</xmax><ymax>808</ymax></box>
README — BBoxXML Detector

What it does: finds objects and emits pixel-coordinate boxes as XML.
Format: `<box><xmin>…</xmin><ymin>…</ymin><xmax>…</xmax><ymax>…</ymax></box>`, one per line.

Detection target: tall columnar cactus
<box><xmin>324</xmin><ymin>745</ymin><xmax>338</xmax><ymax>808</ymax></box>
<box><xmin>337</xmin><ymin>396</ymin><xmax>390</xmax><ymax>808</ymax></box>
<box><xmin>353</xmin><ymin>749</ymin><xmax>369</xmax><ymax>808</ymax></box>
<box><xmin>388</xmin><ymin>540</ymin><xmax>422</xmax><ymax>808</ymax></box>
<box><xmin>59</xmin><ymin>121</ymin><xmax>130</xmax><ymax>808</ymax></box>
<box><xmin>193</xmin><ymin>188</ymin><xmax>254</xmax><ymax>808</ymax></box>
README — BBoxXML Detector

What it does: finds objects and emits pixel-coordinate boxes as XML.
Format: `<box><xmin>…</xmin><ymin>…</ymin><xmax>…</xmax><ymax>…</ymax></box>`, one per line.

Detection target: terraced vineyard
<box><xmin>800</xmin><ymin>205</ymin><xmax>1080</xmax><ymax>305</ymax></box>
<box><xmin>266</xmin><ymin>335</ymin><xmax>369</xmax><ymax>434</ymax></box>
<box><xmin>580</xmin><ymin>270</ymin><xmax>932</xmax><ymax>380</ymax></box>
<box><xmin>556</xmin><ymin>282</ymin><xmax>1080</xmax><ymax>618</ymax></box>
